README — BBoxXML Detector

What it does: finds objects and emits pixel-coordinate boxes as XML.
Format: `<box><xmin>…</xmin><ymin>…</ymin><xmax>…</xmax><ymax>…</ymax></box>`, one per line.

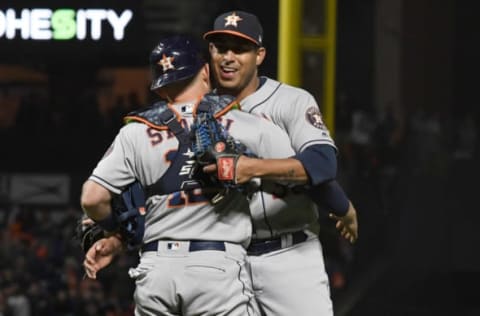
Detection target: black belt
<box><xmin>247</xmin><ymin>231</ymin><xmax>308</xmax><ymax>256</ymax></box>
<box><xmin>142</xmin><ymin>240</ymin><xmax>226</xmax><ymax>253</ymax></box>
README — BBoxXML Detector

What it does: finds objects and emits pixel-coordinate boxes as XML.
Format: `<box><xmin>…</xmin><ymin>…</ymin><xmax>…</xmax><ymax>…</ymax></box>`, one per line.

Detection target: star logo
<box><xmin>158</xmin><ymin>54</ymin><xmax>175</xmax><ymax>72</ymax></box>
<box><xmin>224</xmin><ymin>12</ymin><xmax>243</xmax><ymax>27</ymax></box>
<box><xmin>183</xmin><ymin>148</ymin><xmax>195</xmax><ymax>158</ymax></box>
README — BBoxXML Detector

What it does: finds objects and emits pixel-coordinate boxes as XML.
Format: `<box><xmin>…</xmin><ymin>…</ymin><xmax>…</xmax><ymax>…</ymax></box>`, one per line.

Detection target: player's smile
<box><xmin>219</xmin><ymin>64</ymin><xmax>238</xmax><ymax>80</ymax></box>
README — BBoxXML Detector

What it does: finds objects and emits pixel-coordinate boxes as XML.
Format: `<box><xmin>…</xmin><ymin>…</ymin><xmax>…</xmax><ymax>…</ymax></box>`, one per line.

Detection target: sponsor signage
<box><xmin>0</xmin><ymin>2</ymin><xmax>145</xmax><ymax>62</ymax></box>
<box><xmin>0</xmin><ymin>8</ymin><xmax>133</xmax><ymax>41</ymax></box>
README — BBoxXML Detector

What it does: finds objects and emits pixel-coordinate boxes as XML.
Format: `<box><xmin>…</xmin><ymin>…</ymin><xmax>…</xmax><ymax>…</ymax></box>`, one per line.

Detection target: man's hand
<box><xmin>204</xmin><ymin>155</ymin><xmax>308</xmax><ymax>184</ymax></box>
<box><xmin>83</xmin><ymin>235</ymin><xmax>123</xmax><ymax>279</ymax></box>
<box><xmin>203</xmin><ymin>155</ymin><xmax>254</xmax><ymax>184</ymax></box>
<box><xmin>329</xmin><ymin>201</ymin><xmax>358</xmax><ymax>244</ymax></box>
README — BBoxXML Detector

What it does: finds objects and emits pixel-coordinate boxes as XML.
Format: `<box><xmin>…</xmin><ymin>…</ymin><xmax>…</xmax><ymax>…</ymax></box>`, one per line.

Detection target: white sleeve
<box><xmin>89</xmin><ymin>125</ymin><xmax>137</xmax><ymax>194</ymax></box>
<box><xmin>277</xmin><ymin>91</ymin><xmax>336</xmax><ymax>153</ymax></box>
<box><xmin>256</xmin><ymin>119</ymin><xmax>295</xmax><ymax>159</ymax></box>
<box><xmin>226</xmin><ymin>111</ymin><xmax>295</xmax><ymax>159</ymax></box>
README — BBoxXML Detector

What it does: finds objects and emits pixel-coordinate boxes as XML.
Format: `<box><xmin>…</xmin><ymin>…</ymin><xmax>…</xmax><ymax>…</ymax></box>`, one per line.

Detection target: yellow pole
<box><xmin>278</xmin><ymin>0</ymin><xmax>336</xmax><ymax>135</ymax></box>
<box><xmin>324</xmin><ymin>0</ymin><xmax>337</xmax><ymax>135</ymax></box>
<box><xmin>278</xmin><ymin>0</ymin><xmax>302</xmax><ymax>86</ymax></box>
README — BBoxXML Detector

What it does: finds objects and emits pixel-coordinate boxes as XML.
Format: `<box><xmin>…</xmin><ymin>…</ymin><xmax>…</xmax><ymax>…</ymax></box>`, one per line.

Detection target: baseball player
<box><xmin>203</xmin><ymin>11</ymin><xmax>358</xmax><ymax>315</ymax></box>
<box><xmin>80</xmin><ymin>35</ymin><xmax>304</xmax><ymax>316</ymax></box>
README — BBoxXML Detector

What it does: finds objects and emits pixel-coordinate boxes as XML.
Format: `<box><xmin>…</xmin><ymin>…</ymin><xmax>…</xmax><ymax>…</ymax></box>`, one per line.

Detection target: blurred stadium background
<box><xmin>0</xmin><ymin>0</ymin><xmax>479</xmax><ymax>315</ymax></box>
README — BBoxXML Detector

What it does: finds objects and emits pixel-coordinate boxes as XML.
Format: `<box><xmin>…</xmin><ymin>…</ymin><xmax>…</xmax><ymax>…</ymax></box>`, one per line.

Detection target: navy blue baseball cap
<box><xmin>203</xmin><ymin>11</ymin><xmax>263</xmax><ymax>46</ymax></box>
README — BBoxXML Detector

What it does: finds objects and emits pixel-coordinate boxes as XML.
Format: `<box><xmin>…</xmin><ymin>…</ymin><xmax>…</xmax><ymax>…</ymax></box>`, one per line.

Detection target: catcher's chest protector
<box><xmin>123</xmin><ymin>94</ymin><xmax>238</xmax><ymax>198</ymax></box>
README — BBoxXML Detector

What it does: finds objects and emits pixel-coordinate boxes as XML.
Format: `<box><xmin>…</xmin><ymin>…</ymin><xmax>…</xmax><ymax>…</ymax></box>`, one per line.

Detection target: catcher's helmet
<box><xmin>149</xmin><ymin>35</ymin><xmax>205</xmax><ymax>91</ymax></box>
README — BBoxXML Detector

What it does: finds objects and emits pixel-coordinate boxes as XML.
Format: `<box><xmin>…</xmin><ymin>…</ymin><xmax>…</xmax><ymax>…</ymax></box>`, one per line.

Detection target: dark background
<box><xmin>1</xmin><ymin>0</ymin><xmax>479</xmax><ymax>315</ymax></box>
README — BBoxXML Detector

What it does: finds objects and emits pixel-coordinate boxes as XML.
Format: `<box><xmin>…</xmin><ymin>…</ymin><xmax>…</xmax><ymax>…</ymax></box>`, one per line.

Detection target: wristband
<box><xmin>95</xmin><ymin>212</ymin><xmax>119</xmax><ymax>232</ymax></box>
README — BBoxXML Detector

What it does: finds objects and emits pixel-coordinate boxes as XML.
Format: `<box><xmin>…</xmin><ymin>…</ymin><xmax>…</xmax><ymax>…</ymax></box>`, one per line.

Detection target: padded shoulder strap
<box><xmin>123</xmin><ymin>101</ymin><xmax>190</xmax><ymax>144</ymax></box>
<box><xmin>197</xmin><ymin>93</ymin><xmax>240</xmax><ymax>118</ymax></box>
<box><xmin>123</xmin><ymin>101</ymin><xmax>171</xmax><ymax>130</ymax></box>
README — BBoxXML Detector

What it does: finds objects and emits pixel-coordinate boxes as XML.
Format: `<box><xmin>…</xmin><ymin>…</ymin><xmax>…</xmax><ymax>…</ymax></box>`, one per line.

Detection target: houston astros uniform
<box><xmin>242</xmin><ymin>77</ymin><xmax>336</xmax><ymax>316</ymax></box>
<box><xmin>203</xmin><ymin>9</ymin><xmax>338</xmax><ymax>315</ymax></box>
<box><xmin>87</xmin><ymin>96</ymin><xmax>296</xmax><ymax>316</ymax></box>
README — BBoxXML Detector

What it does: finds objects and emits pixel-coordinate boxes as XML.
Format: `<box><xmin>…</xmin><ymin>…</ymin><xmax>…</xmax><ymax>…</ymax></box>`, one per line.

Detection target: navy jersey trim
<box><xmin>259</xmin><ymin>191</ymin><xmax>274</xmax><ymax>237</ymax></box>
<box><xmin>247</xmin><ymin>81</ymin><xmax>283</xmax><ymax>113</ymax></box>
<box><xmin>89</xmin><ymin>175</ymin><xmax>123</xmax><ymax>194</ymax></box>
<box><xmin>298</xmin><ymin>139</ymin><xmax>336</xmax><ymax>153</ymax></box>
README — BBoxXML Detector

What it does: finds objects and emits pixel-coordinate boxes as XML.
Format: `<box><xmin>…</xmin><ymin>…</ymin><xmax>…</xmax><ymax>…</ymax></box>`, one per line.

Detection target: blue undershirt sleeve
<box><xmin>293</xmin><ymin>144</ymin><xmax>337</xmax><ymax>186</ymax></box>
<box><xmin>306</xmin><ymin>180</ymin><xmax>350</xmax><ymax>217</ymax></box>
<box><xmin>292</xmin><ymin>144</ymin><xmax>349</xmax><ymax>216</ymax></box>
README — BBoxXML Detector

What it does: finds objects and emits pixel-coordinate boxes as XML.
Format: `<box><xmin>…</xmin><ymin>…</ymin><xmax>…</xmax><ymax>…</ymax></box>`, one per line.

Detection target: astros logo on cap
<box><xmin>158</xmin><ymin>54</ymin><xmax>175</xmax><ymax>72</ymax></box>
<box><xmin>224</xmin><ymin>12</ymin><xmax>243</xmax><ymax>27</ymax></box>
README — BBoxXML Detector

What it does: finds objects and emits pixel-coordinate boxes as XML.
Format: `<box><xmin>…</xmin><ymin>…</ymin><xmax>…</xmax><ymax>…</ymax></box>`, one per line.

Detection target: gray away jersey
<box><xmin>241</xmin><ymin>77</ymin><xmax>336</xmax><ymax>238</ymax></box>
<box><xmin>89</xmin><ymin>101</ymin><xmax>294</xmax><ymax>246</ymax></box>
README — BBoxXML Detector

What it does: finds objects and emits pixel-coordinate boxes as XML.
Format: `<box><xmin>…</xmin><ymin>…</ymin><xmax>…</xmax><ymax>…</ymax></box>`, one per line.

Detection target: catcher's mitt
<box><xmin>192</xmin><ymin>110</ymin><xmax>244</xmax><ymax>186</ymax></box>
<box><xmin>190</xmin><ymin>98</ymin><xmax>254</xmax><ymax>204</ymax></box>
<box><xmin>76</xmin><ymin>215</ymin><xmax>105</xmax><ymax>254</ymax></box>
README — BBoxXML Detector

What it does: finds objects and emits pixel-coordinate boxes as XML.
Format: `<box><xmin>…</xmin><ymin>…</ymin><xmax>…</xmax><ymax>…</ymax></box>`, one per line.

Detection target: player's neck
<box><xmin>173</xmin><ymin>80</ymin><xmax>210</xmax><ymax>103</ymax></box>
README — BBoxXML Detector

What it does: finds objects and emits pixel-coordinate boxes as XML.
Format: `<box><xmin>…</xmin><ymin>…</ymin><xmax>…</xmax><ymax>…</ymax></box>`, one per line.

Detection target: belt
<box><xmin>142</xmin><ymin>240</ymin><xmax>226</xmax><ymax>253</ymax></box>
<box><xmin>247</xmin><ymin>231</ymin><xmax>308</xmax><ymax>256</ymax></box>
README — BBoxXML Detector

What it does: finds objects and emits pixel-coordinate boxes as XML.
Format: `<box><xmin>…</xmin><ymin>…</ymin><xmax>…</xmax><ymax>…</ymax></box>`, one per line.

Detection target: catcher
<box><xmin>79</xmin><ymin>35</ymin><xmax>297</xmax><ymax>316</ymax></box>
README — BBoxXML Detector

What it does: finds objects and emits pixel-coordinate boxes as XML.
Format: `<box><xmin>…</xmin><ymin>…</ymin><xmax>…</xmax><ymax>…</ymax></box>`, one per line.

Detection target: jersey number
<box><xmin>167</xmin><ymin>189</ymin><xmax>209</xmax><ymax>208</ymax></box>
<box><xmin>164</xmin><ymin>149</ymin><xmax>209</xmax><ymax>207</ymax></box>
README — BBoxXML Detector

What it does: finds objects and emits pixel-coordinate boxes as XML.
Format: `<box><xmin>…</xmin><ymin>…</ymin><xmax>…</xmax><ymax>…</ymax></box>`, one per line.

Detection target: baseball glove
<box><xmin>76</xmin><ymin>214</ymin><xmax>105</xmax><ymax>254</ymax></box>
<box><xmin>192</xmin><ymin>110</ymin><xmax>244</xmax><ymax>186</ymax></box>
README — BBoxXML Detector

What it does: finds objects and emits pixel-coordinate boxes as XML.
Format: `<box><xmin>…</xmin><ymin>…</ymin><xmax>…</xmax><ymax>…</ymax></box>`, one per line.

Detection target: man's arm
<box><xmin>227</xmin><ymin>144</ymin><xmax>336</xmax><ymax>185</ymax></box>
<box><xmin>80</xmin><ymin>180</ymin><xmax>124</xmax><ymax>278</ymax></box>
<box><xmin>232</xmin><ymin>156</ymin><xmax>308</xmax><ymax>184</ymax></box>
<box><xmin>232</xmin><ymin>157</ymin><xmax>359</xmax><ymax>243</ymax></box>
<box><xmin>81</xmin><ymin>180</ymin><xmax>115</xmax><ymax>224</ymax></box>
<box><xmin>204</xmin><ymin>144</ymin><xmax>359</xmax><ymax>243</ymax></box>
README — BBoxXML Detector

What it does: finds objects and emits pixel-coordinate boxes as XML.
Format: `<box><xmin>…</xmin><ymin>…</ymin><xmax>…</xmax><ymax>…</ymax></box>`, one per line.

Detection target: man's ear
<box><xmin>208</xmin><ymin>42</ymin><xmax>215</xmax><ymax>54</ymax></box>
<box><xmin>203</xmin><ymin>63</ymin><xmax>210</xmax><ymax>77</ymax></box>
<box><xmin>256</xmin><ymin>47</ymin><xmax>266</xmax><ymax>66</ymax></box>
<box><xmin>201</xmin><ymin>63</ymin><xmax>210</xmax><ymax>88</ymax></box>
